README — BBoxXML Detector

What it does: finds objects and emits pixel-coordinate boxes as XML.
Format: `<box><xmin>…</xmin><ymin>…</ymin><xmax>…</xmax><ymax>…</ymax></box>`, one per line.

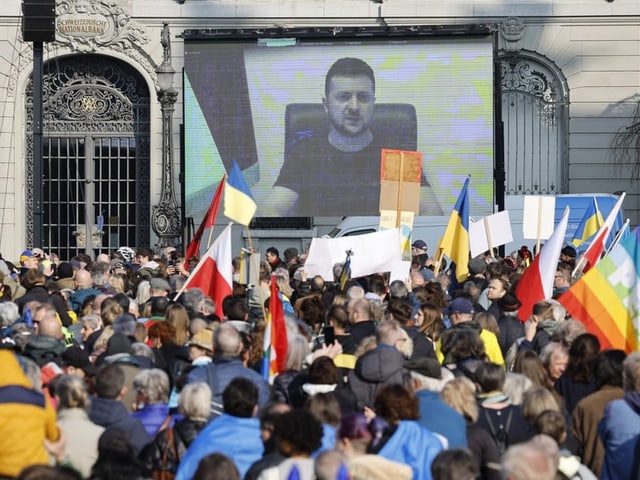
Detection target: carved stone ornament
<box><xmin>500</xmin><ymin>17</ymin><xmax>525</xmax><ymax>53</ymax></box>
<box><xmin>56</xmin><ymin>0</ymin><xmax>150</xmax><ymax>53</ymax></box>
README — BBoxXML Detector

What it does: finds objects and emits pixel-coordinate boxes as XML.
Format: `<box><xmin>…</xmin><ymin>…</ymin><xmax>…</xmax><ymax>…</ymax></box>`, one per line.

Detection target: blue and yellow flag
<box><xmin>435</xmin><ymin>177</ymin><xmax>470</xmax><ymax>282</ymax></box>
<box><xmin>572</xmin><ymin>197</ymin><xmax>603</xmax><ymax>247</ymax></box>
<box><xmin>224</xmin><ymin>161</ymin><xmax>257</xmax><ymax>226</ymax></box>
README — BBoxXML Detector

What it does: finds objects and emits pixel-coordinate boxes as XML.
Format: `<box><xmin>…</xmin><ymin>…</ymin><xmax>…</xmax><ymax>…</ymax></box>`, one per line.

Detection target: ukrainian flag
<box><xmin>572</xmin><ymin>198</ymin><xmax>603</xmax><ymax>247</ymax></box>
<box><xmin>224</xmin><ymin>161</ymin><xmax>257</xmax><ymax>226</ymax></box>
<box><xmin>436</xmin><ymin>177</ymin><xmax>470</xmax><ymax>282</ymax></box>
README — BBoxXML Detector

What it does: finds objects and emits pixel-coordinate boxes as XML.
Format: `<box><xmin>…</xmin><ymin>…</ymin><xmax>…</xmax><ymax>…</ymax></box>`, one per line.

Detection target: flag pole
<box><xmin>536</xmin><ymin>196</ymin><xmax>543</xmax><ymax>255</ymax></box>
<box><xmin>604</xmin><ymin>218</ymin><xmax>630</xmax><ymax>256</ymax></box>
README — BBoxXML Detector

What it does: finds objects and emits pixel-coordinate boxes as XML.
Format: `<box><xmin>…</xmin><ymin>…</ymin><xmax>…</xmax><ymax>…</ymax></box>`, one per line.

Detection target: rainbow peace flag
<box><xmin>560</xmin><ymin>226</ymin><xmax>640</xmax><ymax>352</ymax></box>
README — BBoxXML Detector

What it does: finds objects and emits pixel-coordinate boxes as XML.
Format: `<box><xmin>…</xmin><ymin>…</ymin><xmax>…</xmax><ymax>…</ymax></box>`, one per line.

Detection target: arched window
<box><xmin>500</xmin><ymin>51</ymin><xmax>569</xmax><ymax>195</ymax></box>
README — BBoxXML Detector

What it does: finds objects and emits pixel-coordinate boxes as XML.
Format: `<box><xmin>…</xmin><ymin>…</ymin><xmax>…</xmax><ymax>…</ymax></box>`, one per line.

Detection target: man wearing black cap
<box><xmin>445</xmin><ymin>297</ymin><xmax>504</xmax><ymax>367</ymax></box>
<box><xmin>61</xmin><ymin>346</ymin><xmax>97</xmax><ymax>378</ymax></box>
<box><xmin>411</xmin><ymin>239</ymin><xmax>430</xmax><ymax>270</ymax></box>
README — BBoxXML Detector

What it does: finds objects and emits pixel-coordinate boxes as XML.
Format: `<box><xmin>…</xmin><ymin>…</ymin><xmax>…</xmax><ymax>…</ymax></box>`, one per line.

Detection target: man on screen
<box><xmin>269</xmin><ymin>57</ymin><xmax>442</xmax><ymax>216</ymax></box>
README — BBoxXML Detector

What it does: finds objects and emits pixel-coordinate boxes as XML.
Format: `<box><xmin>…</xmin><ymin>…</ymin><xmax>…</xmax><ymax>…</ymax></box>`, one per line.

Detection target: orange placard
<box><xmin>379</xmin><ymin>149</ymin><xmax>422</xmax><ymax>216</ymax></box>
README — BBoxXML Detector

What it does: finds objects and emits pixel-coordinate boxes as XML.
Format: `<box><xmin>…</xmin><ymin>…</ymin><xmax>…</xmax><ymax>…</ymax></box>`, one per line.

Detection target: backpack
<box><xmin>482</xmin><ymin>407</ymin><xmax>513</xmax><ymax>455</ymax></box>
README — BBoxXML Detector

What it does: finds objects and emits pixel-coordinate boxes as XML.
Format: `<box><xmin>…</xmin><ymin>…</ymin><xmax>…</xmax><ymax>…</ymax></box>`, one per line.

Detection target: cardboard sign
<box><xmin>379</xmin><ymin>149</ymin><xmax>422</xmax><ymax>215</ymax></box>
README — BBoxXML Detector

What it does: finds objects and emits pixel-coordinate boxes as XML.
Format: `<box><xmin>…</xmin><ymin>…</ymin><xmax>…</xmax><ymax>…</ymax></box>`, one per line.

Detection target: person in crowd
<box><xmin>441</xmin><ymin>377</ymin><xmax>501</xmax><ymax>480</ymax></box>
<box><xmin>369</xmin><ymin>383</ymin><xmax>443</xmax><ymax>479</ymax></box>
<box><xmin>165</xmin><ymin>303</ymin><xmax>191</xmax><ymax>346</ymax></box>
<box><xmin>141</xmin><ymin>382</ymin><xmax>212</xmax><ymax>478</ymax></box>
<box><xmin>0</xmin><ymin>349</ymin><xmax>61</xmax><ymax>478</ymax></box>
<box><xmin>245</xmin><ymin>402</ymin><xmax>292</xmax><ymax>480</ymax></box>
<box><xmin>442</xmin><ymin>297</ymin><xmax>504</xmax><ymax>366</ymax></box>
<box><xmin>554</xmin><ymin>333</ymin><xmax>600</xmax><ymax>414</ymax></box>
<box><xmin>598</xmin><ymin>351</ymin><xmax>640</xmax><ymax>480</ymax></box>
<box><xmin>475</xmin><ymin>362</ymin><xmax>532</xmax><ymax>454</ymax></box>
<box><xmin>289</xmin><ymin>355</ymin><xmax>358</xmax><ymax>414</ymax></box>
<box><xmin>485</xmin><ymin>277</ymin><xmax>509</xmax><ymax>320</ymax></box>
<box><xmin>257</xmin><ymin>408</ymin><xmax>323</xmax><ymax>480</ymax></box>
<box><xmin>552</xmin><ymin>262</ymin><xmax>573</xmax><ymax>299</ymax></box>
<box><xmin>347</xmin><ymin>319</ymin><xmax>410</xmax><ymax>410</ymax></box>
<box><xmin>87</xmin><ymin>364</ymin><xmax>150</xmax><ymax>454</ymax></box>
<box><xmin>55</xmin><ymin>374</ymin><xmax>105</xmax><ymax>478</ymax></box>
<box><xmin>131</xmin><ymin>368</ymin><xmax>172</xmax><ymax>437</ymax></box>
<box><xmin>386</xmin><ymin>297</ymin><xmax>436</xmax><ymax>361</ymax></box>
<box><xmin>441</xmin><ymin>328</ymin><xmax>487</xmax><ymax>383</ymax></box>
<box><xmin>521</xmin><ymin>387</ymin><xmax>562</xmax><ymax>427</ymax></box>
<box><xmin>503</xmin><ymin>372</ymin><xmax>533</xmax><ymax>406</ymax></box>
<box><xmin>533</xmin><ymin>410</ymin><xmax>597</xmax><ymax>480</ymax></box>
<box><xmin>345</xmin><ymin>298</ymin><xmax>376</xmax><ymax>354</ymax></box>
<box><xmin>304</xmin><ymin>392</ymin><xmax>342</xmax><ymax>455</ymax></box>
<box><xmin>176</xmin><ymin>378</ymin><xmax>264</xmax><ymax>480</ymax></box>
<box><xmin>407</xmin><ymin>357</ymin><xmax>466</xmax><ymax>449</ymax></box>
<box><xmin>89</xmin><ymin>428</ymin><xmax>149</xmax><ymax>480</ymax></box>
<box><xmin>572</xmin><ymin>349</ymin><xmax>626</xmax><ymax>477</ymax></box>
<box><xmin>335</xmin><ymin>412</ymin><xmax>412</xmax><ymax>480</ymax></box>
<box><xmin>431</xmin><ymin>448</ymin><xmax>480</xmax><ymax>480</ymax></box>
<box><xmin>501</xmin><ymin>436</ymin><xmax>558</xmax><ymax>480</ymax></box>
<box><xmin>416</xmin><ymin>302</ymin><xmax>444</xmax><ymax>350</ymax></box>
<box><xmin>519</xmin><ymin>300</ymin><xmax>560</xmax><ymax>355</ymax></box>
<box><xmin>540</xmin><ymin>341</ymin><xmax>569</xmax><ymax>384</ymax></box>
<box><xmin>192</xmin><ymin>452</ymin><xmax>241</xmax><ymax>480</ymax></box>
<box><xmin>495</xmin><ymin>291</ymin><xmax>524</xmax><ymax>358</ymax></box>
<box><xmin>184</xmin><ymin>323</ymin><xmax>271</xmax><ymax>416</ymax></box>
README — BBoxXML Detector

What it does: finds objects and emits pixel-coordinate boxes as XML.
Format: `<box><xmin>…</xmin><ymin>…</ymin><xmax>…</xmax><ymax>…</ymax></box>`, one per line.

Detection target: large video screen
<box><xmin>184</xmin><ymin>33</ymin><xmax>496</xmax><ymax>222</ymax></box>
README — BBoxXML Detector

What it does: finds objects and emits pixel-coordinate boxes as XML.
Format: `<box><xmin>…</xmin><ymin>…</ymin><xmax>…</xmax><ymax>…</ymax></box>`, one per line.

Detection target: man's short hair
<box><xmin>475</xmin><ymin>362</ymin><xmax>506</xmax><ymax>393</ymax></box>
<box><xmin>223</xmin><ymin>296</ymin><xmax>249</xmax><ymax>320</ymax></box>
<box><xmin>222</xmin><ymin>377</ymin><xmax>258</xmax><ymax>417</ymax></box>
<box><xmin>273</xmin><ymin>409</ymin><xmax>323</xmax><ymax>456</ymax></box>
<box><xmin>112</xmin><ymin>313</ymin><xmax>137</xmax><ymax>337</ymax></box>
<box><xmin>283</xmin><ymin>247</ymin><xmax>298</xmax><ymax>263</ymax></box>
<box><xmin>376</xmin><ymin>319</ymin><xmax>404</xmax><ymax>345</ymax></box>
<box><xmin>325</xmin><ymin>57</ymin><xmax>375</xmax><ymax>97</ymax></box>
<box><xmin>213</xmin><ymin>323</ymin><xmax>242</xmax><ymax>356</ymax></box>
<box><xmin>95</xmin><ymin>364</ymin><xmax>125</xmax><ymax>399</ymax></box>
<box><xmin>266</xmin><ymin>246</ymin><xmax>279</xmax><ymax>258</ymax></box>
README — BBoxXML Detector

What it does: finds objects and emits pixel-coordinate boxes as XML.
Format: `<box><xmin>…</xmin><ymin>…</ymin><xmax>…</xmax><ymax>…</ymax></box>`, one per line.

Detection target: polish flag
<box><xmin>180</xmin><ymin>223</ymin><xmax>233</xmax><ymax>314</ymax></box>
<box><xmin>579</xmin><ymin>192</ymin><xmax>625</xmax><ymax>273</ymax></box>
<box><xmin>516</xmin><ymin>207</ymin><xmax>570</xmax><ymax>321</ymax></box>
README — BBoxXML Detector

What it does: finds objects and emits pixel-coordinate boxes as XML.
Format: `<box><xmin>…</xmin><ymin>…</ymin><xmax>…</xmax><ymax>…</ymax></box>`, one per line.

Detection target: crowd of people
<box><xmin>0</xmin><ymin>240</ymin><xmax>636</xmax><ymax>480</ymax></box>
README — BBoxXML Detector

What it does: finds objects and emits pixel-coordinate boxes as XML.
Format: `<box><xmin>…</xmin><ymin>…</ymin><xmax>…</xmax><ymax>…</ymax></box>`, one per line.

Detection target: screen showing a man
<box><xmin>184</xmin><ymin>34</ymin><xmax>496</xmax><ymax>222</ymax></box>
<box><xmin>270</xmin><ymin>58</ymin><xmax>437</xmax><ymax>216</ymax></box>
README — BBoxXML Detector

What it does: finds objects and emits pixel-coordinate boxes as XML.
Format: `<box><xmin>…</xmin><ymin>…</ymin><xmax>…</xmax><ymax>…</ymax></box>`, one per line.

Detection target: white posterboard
<box><xmin>523</xmin><ymin>196</ymin><xmax>556</xmax><ymax>240</ymax></box>
<box><xmin>469</xmin><ymin>210</ymin><xmax>514</xmax><ymax>257</ymax></box>
<box><xmin>304</xmin><ymin>229</ymin><xmax>403</xmax><ymax>281</ymax></box>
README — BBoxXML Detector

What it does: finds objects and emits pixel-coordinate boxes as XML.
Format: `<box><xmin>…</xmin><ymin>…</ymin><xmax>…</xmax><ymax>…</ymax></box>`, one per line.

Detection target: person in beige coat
<box><xmin>55</xmin><ymin>374</ymin><xmax>105</xmax><ymax>478</ymax></box>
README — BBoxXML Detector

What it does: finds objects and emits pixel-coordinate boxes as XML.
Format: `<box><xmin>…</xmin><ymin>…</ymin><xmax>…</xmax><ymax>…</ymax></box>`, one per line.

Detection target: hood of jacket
<box><xmin>0</xmin><ymin>349</ymin><xmax>32</xmax><ymax>389</ymax></box>
<box><xmin>353</xmin><ymin>345</ymin><xmax>405</xmax><ymax>383</ymax></box>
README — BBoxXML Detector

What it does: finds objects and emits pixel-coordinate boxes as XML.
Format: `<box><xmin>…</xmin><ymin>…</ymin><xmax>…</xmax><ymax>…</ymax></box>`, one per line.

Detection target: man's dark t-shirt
<box><xmin>275</xmin><ymin>133</ymin><xmax>414</xmax><ymax>216</ymax></box>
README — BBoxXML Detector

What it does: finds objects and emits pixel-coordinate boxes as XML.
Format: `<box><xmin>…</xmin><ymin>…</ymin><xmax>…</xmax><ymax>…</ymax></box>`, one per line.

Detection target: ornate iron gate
<box><xmin>500</xmin><ymin>52</ymin><xmax>569</xmax><ymax>196</ymax></box>
<box><xmin>26</xmin><ymin>55</ymin><xmax>150</xmax><ymax>260</ymax></box>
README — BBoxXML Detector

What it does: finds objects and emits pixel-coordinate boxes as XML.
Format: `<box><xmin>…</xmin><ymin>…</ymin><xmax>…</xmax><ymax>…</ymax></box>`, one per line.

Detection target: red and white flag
<box><xmin>579</xmin><ymin>192</ymin><xmax>625</xmax><ymax>273</ymax></box>
<box><xmin>179</xmin><ymin>223</ymin><xmax>233</xmax><ymax>313</ymax></box>
<box><xmin>184</xmin><ymin>174</ymin><xmax>226</xmax><ymax>269</ymax></box>
<box><xmin>516</xmin><ymin>207</ymin><xmax>570</xmax><ymax>321</ymax></box>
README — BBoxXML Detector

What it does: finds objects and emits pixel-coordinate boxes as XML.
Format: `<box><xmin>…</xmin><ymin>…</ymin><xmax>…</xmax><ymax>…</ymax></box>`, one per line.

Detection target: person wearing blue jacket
<box><xmin>176</xmin><ymin>377</ymin><xmax>264</xmax><ymax>480</ymax></box>
<box><xmin>599</xmin><ymin>351</ymin><xmax>640</xmax><ymax>480</ymax></box>
<box><xmin>369</xmin><ymin>384</ymin><xmax>443</xmax><ymax>480</ymax></box>
<box><xmin>184</xmin><ymin>323</ymin><xmax>271</xmax><ymax>417</ymax></box>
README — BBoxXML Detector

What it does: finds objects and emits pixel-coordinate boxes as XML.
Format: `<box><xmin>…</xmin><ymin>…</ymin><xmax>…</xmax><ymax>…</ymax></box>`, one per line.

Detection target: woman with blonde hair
<box><xmin>521</xmin><ymin>386</ymin><xmax>561</xmax><ymax>425</ymax></box>
<box><xmin>441</xmin><ymin>377</ymin><xmax>501</xmax><ymax>480</ymax></box>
